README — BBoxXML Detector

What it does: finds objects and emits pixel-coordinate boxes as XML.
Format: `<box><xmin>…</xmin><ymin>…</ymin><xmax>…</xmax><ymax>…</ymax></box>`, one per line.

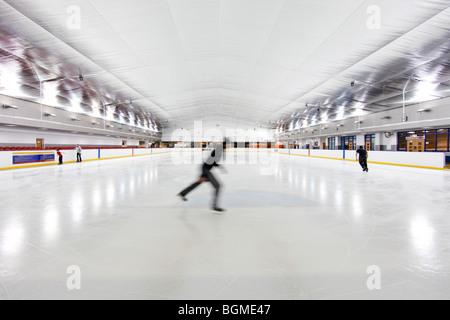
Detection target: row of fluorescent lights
<box><xmin>2</xmin><ymin>105</ymin><xmax>155</xmax><ymax>135</ymax></box>
<box><xmin>2</xmin><ymin>104</ymin><xmax>155</xmax><ymax>129</ymax></box>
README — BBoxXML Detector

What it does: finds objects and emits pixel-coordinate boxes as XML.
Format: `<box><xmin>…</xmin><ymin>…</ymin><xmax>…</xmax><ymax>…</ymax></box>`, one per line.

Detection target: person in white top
<box><xmin>76</xmin><ymin>144</ymin><xmax>82</xmax><ymax>163</ymax></box>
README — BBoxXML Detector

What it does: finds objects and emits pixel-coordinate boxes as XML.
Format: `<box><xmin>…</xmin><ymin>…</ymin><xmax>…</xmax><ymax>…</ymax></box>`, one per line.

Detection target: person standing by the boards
<box><xmin>57</xmin><ymin>149</ymin><xmax>63</xmax><ymax>165</ymax></box>
<box><xmin>76</xmin><ymin>144</ymin><xmax>83</xmax><ymax>163</ymax></box>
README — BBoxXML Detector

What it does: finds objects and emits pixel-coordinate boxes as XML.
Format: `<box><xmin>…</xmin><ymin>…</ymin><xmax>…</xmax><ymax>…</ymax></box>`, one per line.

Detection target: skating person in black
<box><xmin>178</xmin><ymin>142</ymin><xmax>227</xmax><ymax>212</ymax></box>
<box><xmin>356</xmin><ymin>146</ymin><xmax>369</xmax><ymax>172</ymax></box>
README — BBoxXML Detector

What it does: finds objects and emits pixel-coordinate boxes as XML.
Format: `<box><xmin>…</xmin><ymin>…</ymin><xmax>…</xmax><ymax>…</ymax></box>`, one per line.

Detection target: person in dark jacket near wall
<box><xmin>356</xmin><ymin>146</ymin><xmax>369</xmax><ymax>172</ymax></box>
<box><xmin>178</xmin><ymin>141</ymin><xmax>227</xmax><ymax>212</ymax></box>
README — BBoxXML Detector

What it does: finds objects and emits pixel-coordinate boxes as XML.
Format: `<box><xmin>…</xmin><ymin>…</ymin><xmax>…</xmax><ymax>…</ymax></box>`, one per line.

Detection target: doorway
<box><xmin>36</xmin><ymin>138</ymin><xmax>44</xmax><ymax>149</ymax></box>
<box><xmin>407</xmin><ymin>138</ymin><xmax>425</xmax><ymax>152</ymax></box>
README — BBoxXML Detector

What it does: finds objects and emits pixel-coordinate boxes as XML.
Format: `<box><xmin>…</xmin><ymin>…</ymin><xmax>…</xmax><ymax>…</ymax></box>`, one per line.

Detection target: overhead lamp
<box><xmin>417</xmin><ymin>108</ymin><xmax>431</xmax><ymax>113</ymax></box>
<box><xmin>106</xmin><ymin>124</ymin><xmax>114</xmax><ymax>128</ymax></box>
<box><xmin>92</xmin><ymin>121</ymin><xmax>100</xmax><ymax>125</ymax></box>
<box><xmin>71</xmin><ymin>118</ymin><xmax>81</xmax><ymax>122</ymax></box>
<box><xmin>351</xmin><ymin>81</ymin><xmax>356</xmax><ymax>87</ymax></box>
<box><xmin>337</xmin><ymin>124</ymin><xmax>344</xmax><ymax>127</ymax></box>
<box><xmin>381</xmin><ymin>116</ymin><xmax>391</xmax><ymax>120</ymax></box>
<box><xmin>354</xmin><ymin>121</ymin><xmax>362</xmax><ymax>124</ymax></box>
<box><xmin>44</xmin><ymin>112</ymin><xmax>56</xmax><ymax>117</ymax></box>
<box><xmin>2</xmin><ymin>104</ymin><xmax>19</xmax><ymax>110</ymax></box>
<box><xmin>78</xmin><ymin>74</ymin><xmax>84</xmax><ymax>82</ymax></box>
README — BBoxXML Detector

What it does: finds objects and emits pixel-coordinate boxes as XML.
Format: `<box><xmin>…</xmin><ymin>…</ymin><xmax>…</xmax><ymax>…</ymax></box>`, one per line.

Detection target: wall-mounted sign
<box><xmin>406</xmin><ymin>136</ymin><xmax>425</xmax><ymax>140</ymax></box>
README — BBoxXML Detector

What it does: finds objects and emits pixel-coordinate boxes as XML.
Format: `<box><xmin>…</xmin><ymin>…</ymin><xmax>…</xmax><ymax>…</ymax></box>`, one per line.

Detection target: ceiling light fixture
<box><xmin>44</xmin><ymin>113</ymin><xmax>56</xmax><ymax>117</ymax></box>
<box><xmin>417</xmin><ymin>108</ymin><xmax>431</xmax><ymax>113</ymax></box>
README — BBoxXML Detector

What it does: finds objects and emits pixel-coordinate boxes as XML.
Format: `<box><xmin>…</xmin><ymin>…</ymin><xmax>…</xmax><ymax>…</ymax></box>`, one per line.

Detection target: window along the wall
<box><xmin>341</xmin><ymin>136</ymin><xmax>356</xmax><ymax>150</ymax></box>
<box><xmin>328</xmin><ymin>137</ymin><xmax>336</xmax><ymax>150</ymax></box>
<box><xmin>365</xmin><ymin>134</ymin><xmax>375</xmax><ymax>151</ymax></box>
<box><xmin>398</xmin><ymin>129</ymin><xmax>450</xmax><ymax>152</ymax></box>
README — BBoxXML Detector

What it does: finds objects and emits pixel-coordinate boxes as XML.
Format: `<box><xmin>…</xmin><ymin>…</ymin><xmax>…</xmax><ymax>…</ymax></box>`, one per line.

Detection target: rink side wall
<box><xmin>0</xmin><ymin>148</ymin><xmax>178</xmax><ymax>170</ymax></box>
<box><xmin>279</xmin><ymin>149</ymin><xmax>446</xmax><ymax>170</ymax></box>
<box><xmin>0</xmin><ymin>148</ymin><xmax>446</xmax><ymax>170</ymax></box>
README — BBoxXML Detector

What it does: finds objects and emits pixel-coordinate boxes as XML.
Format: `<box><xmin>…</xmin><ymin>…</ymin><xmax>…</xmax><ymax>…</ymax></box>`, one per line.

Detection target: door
<box><xmin>417</xmin><ymin>140</ymin><xmax>424</xmax><ymax>152</ymax></box>
<box><xmin>36</xmin><ymin>138</ymin><xmax>44</xmax><ymax>149</ymax></box>
<box><xmin>407</xmin><ymin>139</ymin><xmax>425</xmax><ymax>152</ymax></box>
<box><xmin>349</xmin><ymin>142</ymin><xmax>354</xmax><ymax>150</ymax></box>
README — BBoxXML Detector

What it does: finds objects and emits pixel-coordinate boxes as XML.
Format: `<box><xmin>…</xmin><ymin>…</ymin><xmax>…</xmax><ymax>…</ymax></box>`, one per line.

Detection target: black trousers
<box><xmin>77</xmin><ymin>153</ymin><xmax>82</xmax><ymax>162</ymax></box>
<box><xmin>59</xmin><ymin>156</ymin><xmax>63</xmax><ymax>165</ymax></box>
<box><xmin>180</xmin><ymin>169</ymin><xmax>221</xmax><ymax>208</ymax></box>
<box><xmin>359</xmin><ymin>158</ymin><xmax>368</xmax><ymax>170</ymax></box>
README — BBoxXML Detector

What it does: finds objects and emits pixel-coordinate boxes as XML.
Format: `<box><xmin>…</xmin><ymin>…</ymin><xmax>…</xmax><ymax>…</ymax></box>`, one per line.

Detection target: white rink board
<box><xmin>0</xmin><ymin>148</ymin><xmax>446</xmax><ymax>170</ymax></box>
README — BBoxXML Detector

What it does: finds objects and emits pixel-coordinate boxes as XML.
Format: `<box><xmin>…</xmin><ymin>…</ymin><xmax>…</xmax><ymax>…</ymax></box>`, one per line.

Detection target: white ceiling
<box><xmin>1</xmin><ymin>0</ymin><xmax>450</xmax><ymax>131</ymax></box>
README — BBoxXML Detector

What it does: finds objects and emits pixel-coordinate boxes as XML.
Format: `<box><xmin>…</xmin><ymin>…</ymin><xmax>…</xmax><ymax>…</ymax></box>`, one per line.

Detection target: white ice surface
<box><xmin>0</xmin><ymin>152</ymin><xmax>449</xmax><ymax>300</ymax></box>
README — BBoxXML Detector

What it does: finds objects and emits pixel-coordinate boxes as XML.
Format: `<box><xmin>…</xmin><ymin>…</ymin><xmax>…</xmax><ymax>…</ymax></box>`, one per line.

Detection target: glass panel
<box><xmin>437</xmin><ymin>134</ymin><xmax>448</xmax><ymax>151</ymax></box>
<box><xmin>426</xmin><ymin>134</ymin><xmax>436</xmax><ymax>151</ymax></box>
<box><xmin>437</xmin><ymin>129</ymin><xmax>448</xmax><ymax>134</ymax></box>
<box><xmin>328</xmin><ymin>138</ymin><xmax>335</xmax><ymax>150</ymax></box>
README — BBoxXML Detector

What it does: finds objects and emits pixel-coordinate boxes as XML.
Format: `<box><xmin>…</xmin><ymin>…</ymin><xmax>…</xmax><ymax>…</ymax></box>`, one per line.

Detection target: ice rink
<box><xmin>0</xmin><ymin>151</ymin><xmax>449</xmax><ymax>300</ymax></box>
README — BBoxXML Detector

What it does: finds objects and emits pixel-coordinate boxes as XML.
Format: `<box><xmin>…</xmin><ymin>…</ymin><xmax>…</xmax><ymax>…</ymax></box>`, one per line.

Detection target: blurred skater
<box><xmin>356</xmin><ymin>146</ymin><xmax>369</xmax><ymax>172</ymax></box>
<box><xmin>178</xmin><ymin>141</ymin><xmax>227</xmax><ymax>212</ymax></box>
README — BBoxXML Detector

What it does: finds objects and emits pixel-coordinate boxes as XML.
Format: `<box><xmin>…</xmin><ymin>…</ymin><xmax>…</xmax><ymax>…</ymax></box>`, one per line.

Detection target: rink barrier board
<box><xmin>279</xmin><ymin>150</ymin><xmax>445</xmax><ymax>170</ymax></box>
<box><xmin>0</xmin><ymin>148</ymin><xmax>446</xmax><ymax>171</ymax></box>
<box><xmin>0</xmin><ymin>149</ymin><xmax>176</xmax><ymax>170</ymax></box>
